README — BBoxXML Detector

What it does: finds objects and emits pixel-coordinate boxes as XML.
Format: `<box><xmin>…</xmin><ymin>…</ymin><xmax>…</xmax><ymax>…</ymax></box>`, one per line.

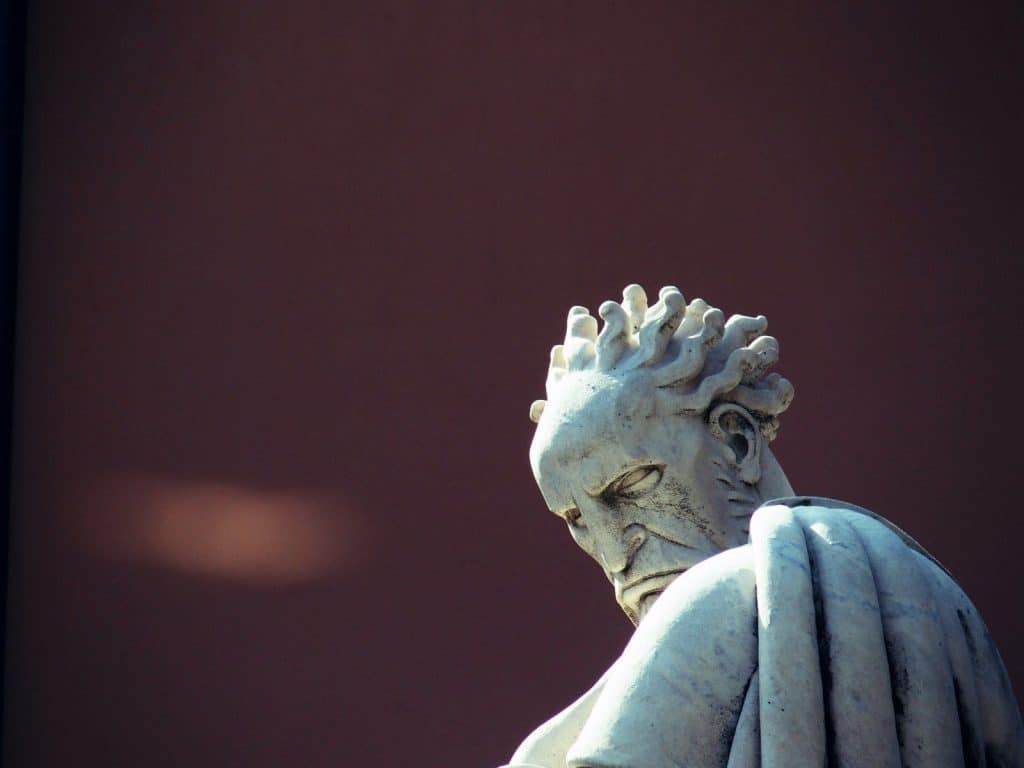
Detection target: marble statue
<box><xmin>503</xmin><ymin>285</ymin><xmax>1023</xmax><ymax>768</ymax></box>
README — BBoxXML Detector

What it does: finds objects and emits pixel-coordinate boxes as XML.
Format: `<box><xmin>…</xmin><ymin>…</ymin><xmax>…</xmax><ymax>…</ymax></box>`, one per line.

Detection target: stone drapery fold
<box><xmin>553</xmin><ymin>500</ymin><xmax>1024</xmax><ymax>768</ymax></box>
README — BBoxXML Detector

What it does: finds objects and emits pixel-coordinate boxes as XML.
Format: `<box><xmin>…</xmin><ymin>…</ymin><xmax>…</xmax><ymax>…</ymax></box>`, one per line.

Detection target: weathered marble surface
<box><xmin>502</xmin><ymin>285</ymin><xmax>1023</xmax><ymax>768</ymax></box>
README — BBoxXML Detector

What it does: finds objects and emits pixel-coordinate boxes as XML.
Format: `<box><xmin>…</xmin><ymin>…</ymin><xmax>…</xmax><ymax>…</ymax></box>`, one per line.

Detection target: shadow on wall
<box><xmin>79</xmin><ymin>472</ymin><xmax>367</xmax><ymax>584</ymax></box>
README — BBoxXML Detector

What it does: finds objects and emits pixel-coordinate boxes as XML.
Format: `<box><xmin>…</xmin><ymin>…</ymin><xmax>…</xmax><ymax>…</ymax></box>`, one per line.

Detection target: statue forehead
<box><xmin>529</xmin><ymin>371</ymin><xmax>661</xmax><ymax>505</ymax></box>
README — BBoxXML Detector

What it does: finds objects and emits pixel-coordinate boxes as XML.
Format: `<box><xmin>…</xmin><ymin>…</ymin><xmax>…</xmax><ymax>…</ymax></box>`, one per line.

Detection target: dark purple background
<box><xmin>6</xmin><ymin>3</ymin><xmax>1022</xmax><ymax>766</ymax></box>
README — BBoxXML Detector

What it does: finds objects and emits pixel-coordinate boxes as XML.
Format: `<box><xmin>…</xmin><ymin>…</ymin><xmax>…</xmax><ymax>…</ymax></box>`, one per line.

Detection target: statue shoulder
<box><xmin>759</xmin><ymin>494</ymin><xmax>954</xmax><ymax>578</ymax></box>
<box><xmin>507</xmin><ymin>547</ymin><xmax>759</xmax><ymax>768</ymax></box>
<box><xmin>568</xmin><ymin>546</ymin><xmax>759</xmax><ymax>768</ymax></box>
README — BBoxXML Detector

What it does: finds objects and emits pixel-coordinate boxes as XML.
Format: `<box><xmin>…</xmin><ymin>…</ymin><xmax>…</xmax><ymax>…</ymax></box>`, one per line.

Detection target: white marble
<box><xmin>502</xmin><ymin>285</ymin><xmax>1023</xmax><ymax>768</ymax></box>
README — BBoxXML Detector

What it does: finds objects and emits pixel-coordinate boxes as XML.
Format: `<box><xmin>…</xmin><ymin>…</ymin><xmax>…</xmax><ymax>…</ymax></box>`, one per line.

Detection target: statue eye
<box><xmin>611</xmin><ymin>466</ymin><xmax>663</xmax><ymax>499</ymax></box>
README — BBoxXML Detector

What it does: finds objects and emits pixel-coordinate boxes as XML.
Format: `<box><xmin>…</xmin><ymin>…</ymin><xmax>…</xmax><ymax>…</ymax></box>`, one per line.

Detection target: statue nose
<box><xmin>600</xmin><ymin>525</ymin><xmax>647</xmax><ymax>574</ymax></box>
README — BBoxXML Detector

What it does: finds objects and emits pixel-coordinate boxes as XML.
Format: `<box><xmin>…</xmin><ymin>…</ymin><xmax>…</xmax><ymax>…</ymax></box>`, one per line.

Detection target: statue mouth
<box><xmin>638</xmin><ymin>590</ymin><xmax>664</xmax><ymax>614</ymax></box>
<box><xmin>618</xmin><ymin>569</ymin><xmax>687</xmax><ymax>616</ymax></box>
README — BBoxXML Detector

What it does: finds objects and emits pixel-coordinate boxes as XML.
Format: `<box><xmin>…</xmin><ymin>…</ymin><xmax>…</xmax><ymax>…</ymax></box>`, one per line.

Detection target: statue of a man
<box><xmin>504</xmin><ymin>285</ymin><xmax>1023</xmax><ymax>768</ymax></box>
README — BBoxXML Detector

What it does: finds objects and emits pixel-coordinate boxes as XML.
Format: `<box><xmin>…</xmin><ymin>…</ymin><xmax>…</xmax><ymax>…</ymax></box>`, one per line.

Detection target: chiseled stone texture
<box><xmin>502</xmin><ymin>284</ymin><xmax>1023</xmax><ymax>768</ymax></box>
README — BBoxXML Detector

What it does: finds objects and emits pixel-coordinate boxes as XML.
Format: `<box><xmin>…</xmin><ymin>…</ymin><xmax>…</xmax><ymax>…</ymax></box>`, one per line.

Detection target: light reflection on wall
<box><xmin>83</xmin><ymin>472</ymin><xmax>365</xmax><ymax>583</ymax></box>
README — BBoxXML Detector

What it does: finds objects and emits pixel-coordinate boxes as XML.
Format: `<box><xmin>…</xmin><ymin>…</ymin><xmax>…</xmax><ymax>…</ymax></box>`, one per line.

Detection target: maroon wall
<box><xmin>7</xmin><ymin>3</ymin><xmax>1022</xmax><ymax>766</ymax></box>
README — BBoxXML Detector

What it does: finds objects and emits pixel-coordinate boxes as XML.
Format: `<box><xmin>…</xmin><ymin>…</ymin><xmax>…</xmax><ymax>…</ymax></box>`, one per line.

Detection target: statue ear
<box><xmin>707</xmin><ymin>403</ymin><xmax>763</xmax><ymax>484</ymax></box>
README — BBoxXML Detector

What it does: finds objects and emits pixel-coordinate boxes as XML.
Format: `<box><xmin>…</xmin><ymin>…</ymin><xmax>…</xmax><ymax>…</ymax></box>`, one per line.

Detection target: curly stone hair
<box><xmin>529</xmin><ymin>284</ymin><xmax>795</xmax><ymax>440</ymax></box>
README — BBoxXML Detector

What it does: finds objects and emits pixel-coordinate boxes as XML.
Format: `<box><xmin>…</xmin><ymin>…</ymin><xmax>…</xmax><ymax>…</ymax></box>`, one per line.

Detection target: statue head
<box><xmin>528</xmin><ymin>284</ymin><xmax>795</xmax><ymax>624</ymax></box>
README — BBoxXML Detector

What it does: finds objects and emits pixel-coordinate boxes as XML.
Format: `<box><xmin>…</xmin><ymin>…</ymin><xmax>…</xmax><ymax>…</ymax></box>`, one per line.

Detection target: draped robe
<box><xmin>504</xmin><ymin>498</ymin><xmax>1024</xmax><ymax>768</ymax></box>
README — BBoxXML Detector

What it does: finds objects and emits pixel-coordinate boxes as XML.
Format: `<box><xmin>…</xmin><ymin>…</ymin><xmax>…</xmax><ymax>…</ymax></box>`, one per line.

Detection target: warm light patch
<box><xmin>82</xmin><ymin>473</ymin><xmax>365</xmax><ymax>584</ymax></box>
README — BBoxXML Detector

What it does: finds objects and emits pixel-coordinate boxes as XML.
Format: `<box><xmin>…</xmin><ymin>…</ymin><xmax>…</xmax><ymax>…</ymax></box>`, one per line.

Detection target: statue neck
<box><xmin>757</xmin><ymin>445</ymin><xmax>794</xmax><ymax>498</ymax></box>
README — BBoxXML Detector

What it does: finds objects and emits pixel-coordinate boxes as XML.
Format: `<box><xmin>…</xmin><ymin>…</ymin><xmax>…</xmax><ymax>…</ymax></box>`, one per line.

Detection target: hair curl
<box><xmin>529</xmin><ymin>284</ymin><xmax>794</xmax><ymax>440</ymax></box>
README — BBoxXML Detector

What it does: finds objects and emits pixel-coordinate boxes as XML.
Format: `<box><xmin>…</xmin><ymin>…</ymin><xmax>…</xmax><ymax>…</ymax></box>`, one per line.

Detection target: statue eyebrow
<box><xmin>552</xmin><ymin>497</ymin><xmax>579</xmax><ymax>519</ymax></box>
<box><xmin>581</xmin><ymin>474</ymin><xmax>610</xmax><ymax>497</ymax></box>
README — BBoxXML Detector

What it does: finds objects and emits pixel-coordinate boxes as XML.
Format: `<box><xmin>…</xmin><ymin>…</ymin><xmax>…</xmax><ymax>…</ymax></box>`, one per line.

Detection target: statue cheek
<box><xmin>622</xmin><ymin>497</ymin><xmax>657</xmax><ymax>520</ymax></box>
